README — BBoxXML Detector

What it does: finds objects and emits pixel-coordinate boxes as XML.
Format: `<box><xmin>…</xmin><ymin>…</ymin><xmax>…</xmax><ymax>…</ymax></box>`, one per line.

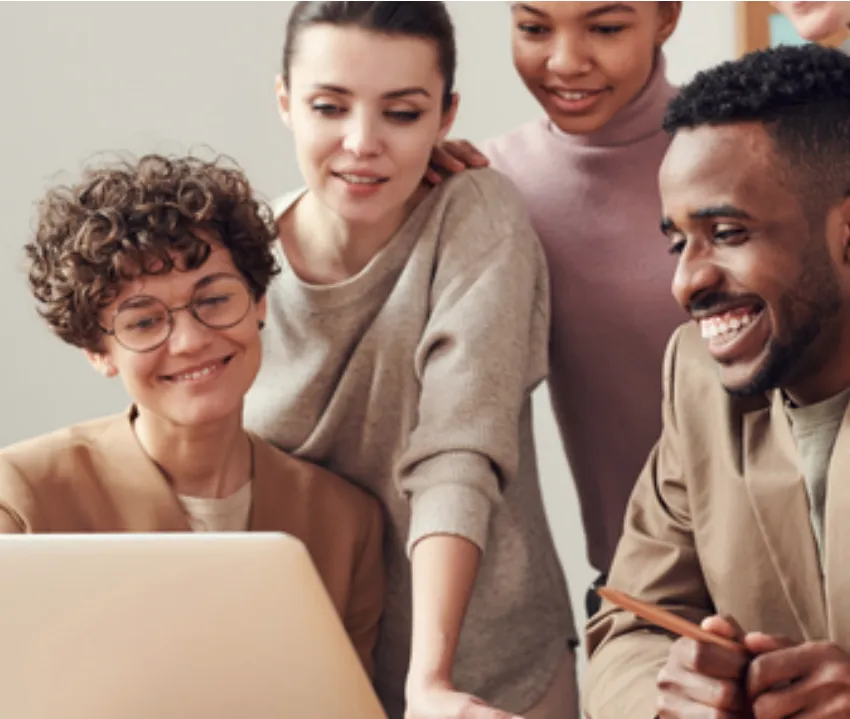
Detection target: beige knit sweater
<box><xmin>244</xmin><ymin>168</ymin><xmax>574</xmax><ymax>717</ymax></box>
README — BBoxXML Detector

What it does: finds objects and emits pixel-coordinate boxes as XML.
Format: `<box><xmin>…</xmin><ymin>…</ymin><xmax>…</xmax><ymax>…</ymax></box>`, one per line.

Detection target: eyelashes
<box><xmin>309</xmin><ymin>103</ymin><xmax>423</xmax><ymax>124</ymax></box>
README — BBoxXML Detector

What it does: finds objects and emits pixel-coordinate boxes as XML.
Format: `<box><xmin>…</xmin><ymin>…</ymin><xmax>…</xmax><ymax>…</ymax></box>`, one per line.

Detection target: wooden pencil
<box><xmin>597</xmin><ymin>586</ymin><xmax>745</xmax><ymax>654</ymax></box>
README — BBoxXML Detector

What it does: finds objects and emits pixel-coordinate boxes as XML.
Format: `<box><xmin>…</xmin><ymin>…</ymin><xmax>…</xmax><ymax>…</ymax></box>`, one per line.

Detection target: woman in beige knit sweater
<box><xmin>244</xmin><ymin>4</ymin><xmax>575</xmax><ymax>719</ymax></box>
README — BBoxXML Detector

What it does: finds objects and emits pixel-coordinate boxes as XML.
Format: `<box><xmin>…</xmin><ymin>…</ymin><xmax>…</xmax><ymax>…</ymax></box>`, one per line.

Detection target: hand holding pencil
<box><xmin>598</xmin><ymin>586</ymin><xmax>752</xmax><ymax>717</ymax></box>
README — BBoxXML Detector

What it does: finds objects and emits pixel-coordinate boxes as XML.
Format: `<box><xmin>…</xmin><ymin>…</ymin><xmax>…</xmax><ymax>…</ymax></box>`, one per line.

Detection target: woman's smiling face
<box><xmin>278</xmin><ymin>24</ymin><xmax>456</xmax><ymax>228</ymax></box>
<box><xmin>90</xmin><ymin>242</ymin><xmax>267</xmax><ymax>429</ymax></box>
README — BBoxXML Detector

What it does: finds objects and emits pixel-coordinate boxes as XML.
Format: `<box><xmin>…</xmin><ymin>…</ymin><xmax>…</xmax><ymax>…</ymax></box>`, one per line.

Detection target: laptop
<box><xmin>0</xmin><ymin>532</ymin><xmax>388</xmax><ymax>719</ymax></box>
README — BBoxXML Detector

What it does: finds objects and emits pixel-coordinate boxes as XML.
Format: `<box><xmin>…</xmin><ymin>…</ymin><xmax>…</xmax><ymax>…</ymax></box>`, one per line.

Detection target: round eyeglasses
<box><xmin>101</xmin><ymin>273</ymin><xmax>255</xmax><ymax>353</ymax></box>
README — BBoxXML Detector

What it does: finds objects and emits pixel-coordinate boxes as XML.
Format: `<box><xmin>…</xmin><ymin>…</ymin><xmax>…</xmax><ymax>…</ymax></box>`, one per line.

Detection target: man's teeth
<box><xmin>172</xmin><ymin>363</ymin><xmax>218</xmax><ymax>382</ymax></box>
<box><xmin>700</xmin><ymin>312</ymin><xmax>758</xmax><ymax>341</ymax></box>
<box><xmin>339</xmin><ymin>174</ymin><xmax>382</xmax><ymax>185</ymax></box>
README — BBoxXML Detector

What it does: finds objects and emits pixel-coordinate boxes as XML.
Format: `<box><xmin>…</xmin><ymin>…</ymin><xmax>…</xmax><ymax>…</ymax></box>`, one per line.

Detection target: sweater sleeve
<box><xmin>583</xmin><ymin>326</ymin><xmax>715</xmax><ymax>719</ymax></box>
<box><xmin>396</xmin><ymin>169</ymin><xmax>550</xmax><ymax>554</ymax></box>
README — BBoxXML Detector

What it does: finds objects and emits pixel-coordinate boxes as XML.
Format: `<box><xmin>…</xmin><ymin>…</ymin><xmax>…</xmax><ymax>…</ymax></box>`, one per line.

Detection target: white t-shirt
<box><xmin>177</xmin><ymin>481</ymin><xmax>252</xmax><ymax>532</ymax></box>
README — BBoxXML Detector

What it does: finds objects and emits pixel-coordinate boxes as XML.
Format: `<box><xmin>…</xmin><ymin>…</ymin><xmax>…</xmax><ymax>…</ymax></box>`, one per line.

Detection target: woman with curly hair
<box><xmin>0</xmin><ymin>153</ymin><xmax>384</xmax><ymax>676</ymax></box>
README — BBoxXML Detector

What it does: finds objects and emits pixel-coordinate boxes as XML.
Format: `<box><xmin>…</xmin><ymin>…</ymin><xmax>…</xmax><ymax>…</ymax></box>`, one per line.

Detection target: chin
<box><xmin>720</xmin><ymin>356</ymin><xmax>785</xmax><ymax>400</ymax></box>
<box><xmin>722</xmin><ymin>376</ymin><xmax>768</xmax><ymax>400</ymax></box>
<box><xmin>794</xmin><ymin>12</ymin><xmax>840</xmax><ymax>40</ymax></box>
<box><xmin>336</xmin><ymin>204</ymin><xmax>389</xmax><ymax>225</ymax></box>
<box><xmin>340</xmin><ymin>198</ymin><xmax>407</xmax><ymax>227</ymax></box>
<box><xmin>547</xmin><ymin>109</ymin><xmax>612</xmax><ymax>136</ymax></box>
<box><xmin>163</xmin><ymin>396</ymin><xmax>243</xmax><ymax>428</ymax></box>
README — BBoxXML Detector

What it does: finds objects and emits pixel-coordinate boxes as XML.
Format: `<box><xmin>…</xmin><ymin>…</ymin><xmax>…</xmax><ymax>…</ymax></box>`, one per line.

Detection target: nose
<box><xmin>547</xmin><ymin>33</ymin><xmax>593</xmax><ymax>76</ymax></box>
<box><xmin>167</xmin><ymin>309</ymin><xmax>213</xmax><ymax>355</ymax></box>
<box><xmin>672</xmin><ymin>243</ymin><xmax>725</xmax><ymax>312</ymax></box>
<box><xmin>342</xmin><ymin>109</ymin><xmax>382</xmax><ymax>157</ymax></box>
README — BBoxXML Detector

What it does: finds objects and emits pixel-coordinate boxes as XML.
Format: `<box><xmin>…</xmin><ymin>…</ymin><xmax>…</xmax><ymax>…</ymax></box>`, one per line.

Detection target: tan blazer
<box><xmin>0</xmin><ymin>410</ymin><xmax>384</xmax><ymax>678</ymax></box>
<box><xmin>584</xmin><ymin>322</ymin><xmax>850</xmax><ymax>718</ymax></box>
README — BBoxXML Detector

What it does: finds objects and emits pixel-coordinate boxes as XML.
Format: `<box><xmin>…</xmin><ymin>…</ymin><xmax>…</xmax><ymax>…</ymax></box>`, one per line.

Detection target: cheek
<box><xmin>239</xmin><ymin>327</ymin><xmax>263</xmax><ymax>354</ymax></box>
<box><xmin>292</xmin><ymin>116</ymin><xmax>337</xmax><ymax>167</ymax></box>
<box><xmin>727</xmin><ymin>251</ymin><xmax>792</xmax><ymax>309</ymax></box>
<box><xmin>391</xmin><ymin>124</ymin><xmax>443</xmax><ymax>174</ymax></box>
<box><xmin>511</xmin><ymin>39</ymin><xmax>546</xmax><ymax>83</ymax></box>
<box><xmin>794</xmin><ymin>8</ymin><xmax>841</xmax><ymax>36</ymax></box>
<box><xmin>598</xmin><ymin>36</ymin><xmax>656</xmax><ymax>91</ymax></box>
<box><xmin>226</xmin><ymin>318</ymin><xmax>263</xmax><ymax>354</ymax></box>
<box><xmin>232</xmin><ymin>329</ymin><xmax>264</xmax><ymax>384</ymax></box>
<box><xmin>116</xmin><ymin>354</ymin><xmax>162</xmax><ymax>393</ymax></box>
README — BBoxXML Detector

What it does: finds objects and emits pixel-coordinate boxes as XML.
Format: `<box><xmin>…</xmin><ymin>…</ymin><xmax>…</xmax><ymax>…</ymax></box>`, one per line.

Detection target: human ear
<box><xmin>436</xmin><ymin>92</ymin><xmax>460</xmax><ymax>144</ymax></box>
<box><xmin>84</xmin><ymin>349</ymin><xmax>118</xmax><ymax>378</ymax></box>
<box><xmin>656</xmin><ymin>1</ymin><xmax>683</xmax><ymax>46</ymax></box>
<box><xmin>275</xmin><ymin>74</ymin><xmax>292</xmax><ymax>129</ymax></box>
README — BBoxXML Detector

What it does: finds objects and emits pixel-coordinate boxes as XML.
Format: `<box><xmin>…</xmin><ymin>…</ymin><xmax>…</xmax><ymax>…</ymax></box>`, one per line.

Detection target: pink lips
<box><xmin>542</xmin><ymin>85</ymin><xmax>608</xmax><ymax>114</ymax></box>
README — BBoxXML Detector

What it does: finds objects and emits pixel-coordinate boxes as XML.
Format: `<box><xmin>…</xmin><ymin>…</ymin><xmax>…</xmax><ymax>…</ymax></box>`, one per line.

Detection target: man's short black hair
<box><xmin>664</xmin><ymin>44</ymin><xmax>850</xmax><ymax>213</ymax></box>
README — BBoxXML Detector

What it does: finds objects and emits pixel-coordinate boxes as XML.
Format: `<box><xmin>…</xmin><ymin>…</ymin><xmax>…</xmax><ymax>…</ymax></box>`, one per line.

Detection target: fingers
<box><xmin>404</xmin><ymin>687</ymin><xmax>523</xmax><ymax>719</ymax></box>
<box><xmin>657</xmin><ymin>688</ymin><xmax>740</xmax><ymax>718</ymax></box>
<box><xmin>751</xmin><ymin>666</ymin><xmax>850</xmax><ymax>719</ymax></box>
<box><xmin>457</xmin><ymin>696</ymin><xmax>521</xmax><ymax>719</ymax></box>
<box><xmin>430</xmin><ymin>145</ymin><xmax>467</xmax><ymax>174</ymax></box>
<box><xmin>656</xmin><ymin>637</ymin><xmax>750</xmax><ymax>718</ymax></box>
<box><xmin>749</xmin><ymin>675</ymin><xmax>809</xmax><ymax>719</ymax></box>
<box><xmin>465</xmin><ymin>707</ymin><xmax>522</xmax><ymax>719</ymax></box>
<box><xmin>660</xmin><ymin>640</ymin><xmax>747</xmax><ymax>710</ymax></box>
<box><xmin>670</xmin><ymin>635</ymin><xmax>750</xmax><ymax>680</ymax></box>
<box><xmin>702</xmin><ymin>614</ymin><xmax>746</xmax><ymax>642</ymax></box>
<box><xmin>747</xmin><ymin>640</ymin><xmax>847</xmax><ymax>702</ymax></box>
<box><xmin>658</xmin><ymin>667</ymin><xmax>746</xmax><ymax>712</ymax></box>
<box><xmin>427</xmin><ymin>140</ymin><xmax>489</xmax><ymax>181</ymax></box>
<box><xmin>744</xmin><ymin>631</ymin><xmax>794</xmax><ymax>656</ymax></box>
<box><xmin>424</xmin><ymin>166</ymin><xmax>443</xmax><ymax>186</ymax></box>
<box><xmin>746</xmin><ymin>637</ymin><xmax>801</xmax><ymax>698</ymax></box>
<box><xmin>451</xmin><ymin>140</ymin><xmax>489</xmax><ymax>168</ymax></box>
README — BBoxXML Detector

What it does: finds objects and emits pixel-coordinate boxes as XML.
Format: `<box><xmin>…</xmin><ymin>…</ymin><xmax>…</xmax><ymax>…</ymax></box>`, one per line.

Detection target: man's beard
<box><xmin>727</xmin><ymin>249</ymin><xmax>841</xmax><ymax>399</ymax></box>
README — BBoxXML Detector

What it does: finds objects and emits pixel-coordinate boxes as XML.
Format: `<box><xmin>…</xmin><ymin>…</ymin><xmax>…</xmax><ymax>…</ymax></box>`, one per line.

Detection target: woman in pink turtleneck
<box><xmin>433</xmin><ymin>1</ymin><xmax>685</xmax><ymax>620</ymax></box>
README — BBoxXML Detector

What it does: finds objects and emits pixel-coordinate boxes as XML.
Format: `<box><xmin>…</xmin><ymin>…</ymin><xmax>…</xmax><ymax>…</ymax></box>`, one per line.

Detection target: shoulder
<box><xmin>270</xmin><ymin>187</ymin><xmax>307</xmax><ymax>221</ymax></box>
<box><xmin>0</xmin><ymin>415</ymin><xmax>123</xmax><ymax>530</ymax></box>
<box><xmin>432</xmin><ymin>167</ymin><xmax>546</xmax><ymax>266</ymax></box>
<box><xmin>479</xmin><ymin>119</ymin><xmax>548</xmax><ymax>170</ymax></box>
<box><xmin>420</xmin><ymin>169</ymin><xmax>548</xmax><ymax>293</ymax></box>
<box><xmin>427</xmin><ymin>168</ymin><xmax>538</xmax><ymax>253</ymax></box>
<box><xmin>0</xmin><ymin>415</ymin><xmax>120</xmax><ymax>482</ymax></box>
<box><xmin>434</xmin><ymin>166</ymin><xmax>527</xmax><ymax>211</ymax></box>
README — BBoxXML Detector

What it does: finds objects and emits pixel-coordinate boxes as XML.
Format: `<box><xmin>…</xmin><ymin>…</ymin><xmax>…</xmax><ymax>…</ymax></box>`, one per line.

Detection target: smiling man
<box><xmin>584</xmin><ymin>45</ymin><xmax>850</xmax><ymax>719</ymax></box>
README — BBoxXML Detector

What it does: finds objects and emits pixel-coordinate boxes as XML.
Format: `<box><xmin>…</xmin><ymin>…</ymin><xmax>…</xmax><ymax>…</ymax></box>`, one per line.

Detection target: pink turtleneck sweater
<box><xmin>481</xmin><ymin>57</ymin><xmax>685</xmax><ymax>574</ymax></box>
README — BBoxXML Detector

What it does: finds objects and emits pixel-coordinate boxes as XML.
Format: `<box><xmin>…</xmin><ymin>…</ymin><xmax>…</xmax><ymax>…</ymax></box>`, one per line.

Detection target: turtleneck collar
<box><xmin>547</xmin><ymin>51</ymin><xmax>676</xmax><ymax>148</ymax></box>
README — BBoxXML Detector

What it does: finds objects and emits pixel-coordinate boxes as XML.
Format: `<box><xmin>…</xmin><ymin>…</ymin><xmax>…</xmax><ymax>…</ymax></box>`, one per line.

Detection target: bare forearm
<box><xmin>407</xmin><ymin>533</ymin><xmax>481</xmax><ymax>690</ymax></box>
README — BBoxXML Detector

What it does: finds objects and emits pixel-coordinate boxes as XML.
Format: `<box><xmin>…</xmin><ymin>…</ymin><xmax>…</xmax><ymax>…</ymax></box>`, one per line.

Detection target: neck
<box><xmin>133</xmin><ymin>405</ymin><xmax>251</xmax><ymax>499</ymax></box>
<box><xmin>283</xmin><ymin>187</ymin><xmax>425</xmax><ymax>285</ymax></box>
<box><xmin>783</xmin><ymin>322</ymin><xmax>850</xmax><ymax>406</ymax></box>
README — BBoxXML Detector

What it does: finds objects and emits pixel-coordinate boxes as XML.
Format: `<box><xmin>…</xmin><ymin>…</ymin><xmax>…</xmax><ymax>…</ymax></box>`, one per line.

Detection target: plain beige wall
<box><xmin>0</xmin><ymin>0</ymin><xmax>736</xmax><ymax>676</ymax></box>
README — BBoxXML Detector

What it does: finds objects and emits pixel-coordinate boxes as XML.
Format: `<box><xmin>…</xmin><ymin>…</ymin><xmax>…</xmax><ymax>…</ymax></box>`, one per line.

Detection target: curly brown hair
<box><xmin>26</xmin><ymin>154</ymin><xmax>279</xmax><ymax>352</ymax></box>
